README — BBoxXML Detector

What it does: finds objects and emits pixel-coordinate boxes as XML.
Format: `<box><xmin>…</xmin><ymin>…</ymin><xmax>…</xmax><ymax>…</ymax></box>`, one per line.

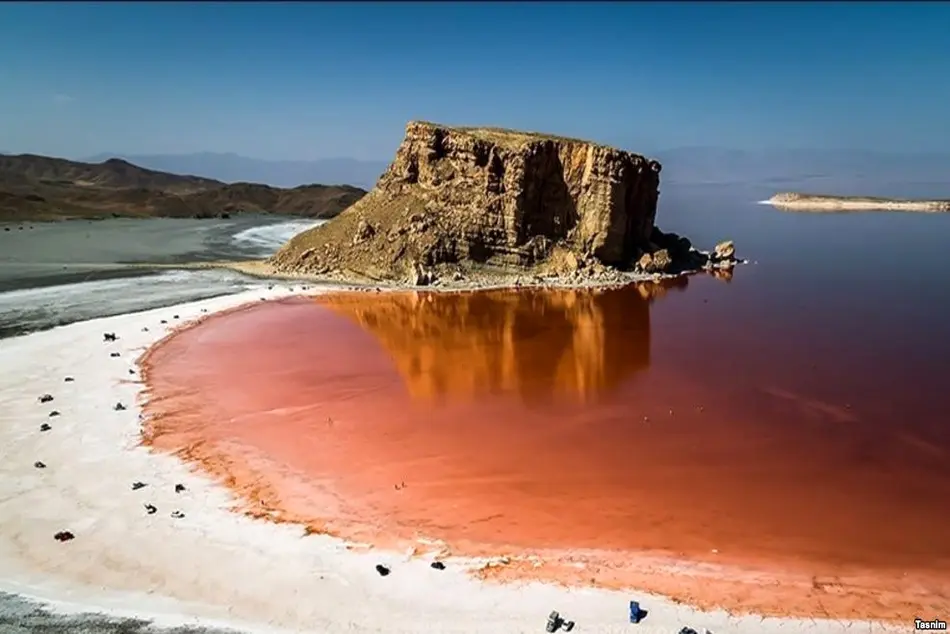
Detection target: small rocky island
<box><xmin>268</xmin><ymin>121</ymin><xmax>737</xmax><ymax>288</ymax></box>
<box><xmin>767</xmin><ymin>192</ymin><xmax>950</xmax><ymax>213</ymax></box>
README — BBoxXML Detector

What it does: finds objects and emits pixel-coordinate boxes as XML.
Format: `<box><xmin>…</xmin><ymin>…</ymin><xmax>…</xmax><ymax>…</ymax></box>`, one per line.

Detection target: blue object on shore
<box><xmin>629</xmin><ymin>600</ymin><xmax>641</xmax><ymax>623</ymax></box>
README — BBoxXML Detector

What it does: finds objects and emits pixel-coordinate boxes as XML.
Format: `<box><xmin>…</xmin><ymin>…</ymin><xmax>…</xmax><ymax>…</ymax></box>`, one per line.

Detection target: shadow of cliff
<box><xmin>313</xmin><ymin>278</ymin><xmax>689</xmax><ymax>405</ymax></box>
<box><xmin>518</xmin><ymin>149</ymin><xmax>578</xmax><ymax>245</ymax></box>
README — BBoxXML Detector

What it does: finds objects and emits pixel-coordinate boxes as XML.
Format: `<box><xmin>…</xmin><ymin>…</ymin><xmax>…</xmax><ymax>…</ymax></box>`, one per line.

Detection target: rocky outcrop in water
<box><xmin>271</xmin><ymin>121</ymin><xmax>732</xmax><ymax>285</ymax></box>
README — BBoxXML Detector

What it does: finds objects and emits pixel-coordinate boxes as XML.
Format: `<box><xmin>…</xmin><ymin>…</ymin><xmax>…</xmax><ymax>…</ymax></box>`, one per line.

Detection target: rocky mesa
<box><xmin>271</xmin><ymin>121</ymin><xmax>735</xmax><ymax>285</ymax></box>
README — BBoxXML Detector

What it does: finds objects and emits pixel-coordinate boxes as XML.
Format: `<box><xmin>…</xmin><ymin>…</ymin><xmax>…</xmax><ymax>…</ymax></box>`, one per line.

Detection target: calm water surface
<box><xmin>0</xmin><ymin>215</ymin><xmax>325</xmax><ymax>337</ymax></box>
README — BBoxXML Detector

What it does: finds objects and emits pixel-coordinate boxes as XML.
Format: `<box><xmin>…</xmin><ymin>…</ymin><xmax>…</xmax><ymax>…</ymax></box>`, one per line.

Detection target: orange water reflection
<box><xmin>313</xmin><ymin>280</ymin><xmax>686</xmax><ymax>404</ymax></box>
<box><xmin>140</xmin><ymin>278</ymin><xmax>950</xmax><ymax>621</ymax></box>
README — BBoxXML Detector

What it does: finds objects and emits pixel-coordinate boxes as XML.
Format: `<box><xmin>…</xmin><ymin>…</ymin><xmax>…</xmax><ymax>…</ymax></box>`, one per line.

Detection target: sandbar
<box><xmin>766</xmin><ymin>192</ymin><xmax>950</xmax><ymax>212</ymax></box>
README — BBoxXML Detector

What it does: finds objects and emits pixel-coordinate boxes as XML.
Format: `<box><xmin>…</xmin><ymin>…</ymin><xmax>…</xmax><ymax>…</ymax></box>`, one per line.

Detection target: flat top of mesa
<box><xmin>411</xmin><ymin>120</ymin><xmax>638</xmax><ymax>154</ymax></box>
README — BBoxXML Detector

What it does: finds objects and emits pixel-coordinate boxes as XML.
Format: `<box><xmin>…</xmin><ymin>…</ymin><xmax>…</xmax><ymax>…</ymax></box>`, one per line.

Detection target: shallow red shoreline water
<box><xmin>140</xmin><ymin>278</ymin><xmax>950</xmax><ymax>621</ymax></box>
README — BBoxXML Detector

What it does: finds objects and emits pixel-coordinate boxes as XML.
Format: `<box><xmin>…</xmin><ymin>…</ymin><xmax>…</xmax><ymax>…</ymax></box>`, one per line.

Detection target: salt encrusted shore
<box><xmin>765</xmin><ymin>192</ymin><xmax>950</xmax><ymax>212</ymax></box>
<box><xmin>0</xmin><ymin>284</ymin><xmax>907</xmax><ymax>634</ymax></box>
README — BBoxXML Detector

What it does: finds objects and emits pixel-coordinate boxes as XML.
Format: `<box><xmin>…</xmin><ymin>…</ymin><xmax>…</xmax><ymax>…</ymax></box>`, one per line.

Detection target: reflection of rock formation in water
<box><xmin>316</xmin><ymin>279</ymin><xmax>687</xmax><ymax>402</ymax></box>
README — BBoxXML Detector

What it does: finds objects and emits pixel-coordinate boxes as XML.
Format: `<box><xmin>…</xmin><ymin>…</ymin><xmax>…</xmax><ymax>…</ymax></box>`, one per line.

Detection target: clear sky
<box><xmin>1</xmin><ymin>2</ymin><xmax>948</xmax><ymax>161</ymax></box>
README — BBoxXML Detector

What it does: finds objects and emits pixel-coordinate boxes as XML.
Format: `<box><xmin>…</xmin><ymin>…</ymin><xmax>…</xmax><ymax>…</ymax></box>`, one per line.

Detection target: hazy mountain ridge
<box><xmin>656</xmin><ymin>147</ymin><xmax>950</xmax><ymax>196</ymax></box>
<box><xmin>83</xmin><ymin>152</ymin><xmax>389</xmax><ymax>190</ymax></box>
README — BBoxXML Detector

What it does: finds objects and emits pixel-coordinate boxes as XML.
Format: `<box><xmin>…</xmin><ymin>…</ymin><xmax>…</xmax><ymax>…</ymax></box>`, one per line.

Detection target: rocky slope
<box><xmin>271</xmin><ymin>122</ymin><xmax>735</xmax><ymax>285</ymax></box>
<box><xmin>0</xmin><ymin>154</ymin><xmax>367</xmax><ymax>221</ymax></box>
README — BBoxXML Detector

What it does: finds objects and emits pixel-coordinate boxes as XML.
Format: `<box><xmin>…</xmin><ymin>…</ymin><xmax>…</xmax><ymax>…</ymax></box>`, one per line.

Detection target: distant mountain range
<box><xmin>82</xmin><ymin>152</ymin><xmax>389</xmax><ymax>190</ymax></box>
<box><xmin>655</xmin><ymin>148</ymin><xmax>950</xmax><ymax>196</ymax></box>
<box><xmin>0</xmin><ymin>153</ymin><xmax>367</xmax><ymax>221</ymax></box>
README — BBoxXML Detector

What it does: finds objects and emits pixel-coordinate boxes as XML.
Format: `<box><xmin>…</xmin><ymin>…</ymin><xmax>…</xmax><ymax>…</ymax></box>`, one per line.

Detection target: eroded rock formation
<box><xmin>271</xmin><ymin>121</ymin><xmax>728</xmax><ymax>284</ymax></box>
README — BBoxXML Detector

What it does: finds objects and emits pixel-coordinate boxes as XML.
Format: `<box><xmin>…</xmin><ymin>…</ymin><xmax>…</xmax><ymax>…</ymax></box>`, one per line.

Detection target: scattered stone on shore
<box><xmin>34</xmin><ymin>461</ymin><xmax>46</xmax><ymax>469</ymax></box>
<box><xmin>38</xmin><ymin>394</ymin><xmax>53</xmax><ymax>404</ymax></box>
<box><xmin>160</xmin><ymin>319</ymin><xmax>167</xmax><ymax>324</ymax></box>
<box><xmin>63</xmin><ymin>376</ymin><xmax>74</xmax><ymax>382</ymax></box>
<box><xmin>174</xmin><ymin>483</ymin><xmax>186</xmax><ymax>493</ymax></box>
<box><xmin>110</xmin><ymin>352</ymin><xmax>120</xmax><ymax>358</ymax></box>
<box><xmin>47</xmin><ymin>410</ymin><xmax>59</xmax><ymax>418</ymax></box>
<box><xmin>374</xmin><ymin>564</ymin><xmax>391</xmax><ymax>576</ymax></box>
<box><xmin>128</xmin><ymin>368</ymin><xmax>135</xmax><ymax>375</ymax></box>
<box><xmin>53</xmin><ymin>531</ymin><xmax>74</xmax><ymax>542</ymax></box>
<box><xmin>144</xmin><ymin>504</ymin><xmax>157</xmax><ymax>515</ymax></box>
<box><xmin>142</xmin><ymin>327</ymin><xmax>149</xmax><ymax>332</ymax></box>
<box><xmin>131</xmin><ymin>481</ymin><xmax>146</xmax><ymax>491</ymax></box>
<box><xmin>170</xmin><ymin>510</ymin><xmax>185</xmax><ymax>519</ymax></box>
<box><xmin>102</xmin><ymin>332</ymin><xmax>117</xmax><ymax>342</ymax></box>
<box><xmin>173</xmin><ymin>314</ymin><xmax>179</xmax><ymax>319</ymax></box>
<box><xmin>39</xmin><ymin>423</ymin><xmax>52</xmax><ymax>432</ymax></box>
<box><xmin>430</xmin><ymin>561</ymin><xmax>446</xmax><ymax>570</ymax></box>
<box><xmin>113</xmin><ymin>402</ymin><xmax>126</xmax><ymax>411</ymax></box>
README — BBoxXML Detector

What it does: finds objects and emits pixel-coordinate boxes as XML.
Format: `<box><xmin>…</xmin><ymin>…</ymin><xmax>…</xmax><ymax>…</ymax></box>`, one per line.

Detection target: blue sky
<box><xmin>1</xmin><ymin>2</ymin><xmax>948</xmax><ymax>161</ymax></box>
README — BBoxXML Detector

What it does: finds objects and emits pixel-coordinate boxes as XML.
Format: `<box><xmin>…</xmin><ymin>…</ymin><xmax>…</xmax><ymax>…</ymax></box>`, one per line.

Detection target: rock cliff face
<box><xmin>271</xmin><ymin>122</ymin><xmax>717</xmax><ymax>283</ymax></box>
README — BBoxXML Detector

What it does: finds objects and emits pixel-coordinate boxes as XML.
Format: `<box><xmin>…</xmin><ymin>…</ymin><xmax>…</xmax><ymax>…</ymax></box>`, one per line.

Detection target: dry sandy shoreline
<box><xmin>765</xmin><ymin>192</ymin><xmax>950</xmax><ymax>212</ymax></box>
<box><xmin>0</xmin><ymin>284</ymin><xmax>909</xmax><ymax>634</ymax></box>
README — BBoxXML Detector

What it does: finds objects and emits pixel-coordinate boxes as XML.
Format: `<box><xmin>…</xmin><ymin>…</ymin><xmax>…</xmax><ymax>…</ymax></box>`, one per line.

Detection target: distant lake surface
<box><xmin>141</xmin><ymin>177</ymin><xmax>950</xmax><ymax>620</ymax></box>
<box><xmin>0</xmin><ymin>215</ymin><xmax>324</xmax><ymax>337</ymax></box>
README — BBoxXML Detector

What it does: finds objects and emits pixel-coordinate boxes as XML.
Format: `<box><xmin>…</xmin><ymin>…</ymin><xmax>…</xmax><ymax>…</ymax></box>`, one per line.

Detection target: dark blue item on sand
<box><xmin>629</xmin><ymin>600</ymin><xmax>641</xmax><ymax>623</ymax></box>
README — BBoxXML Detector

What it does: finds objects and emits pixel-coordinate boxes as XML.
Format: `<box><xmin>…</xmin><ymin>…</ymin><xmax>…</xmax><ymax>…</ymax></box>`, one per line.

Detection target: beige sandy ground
<box><xmin>0</xmin><ymin>285</ymin><xmax>912</xmax><ymax>634</ymax></box>
<box><xmin>763</xmin><ymin>194</ymin><xmax>950</xmax><ymax>212</ymax></box>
